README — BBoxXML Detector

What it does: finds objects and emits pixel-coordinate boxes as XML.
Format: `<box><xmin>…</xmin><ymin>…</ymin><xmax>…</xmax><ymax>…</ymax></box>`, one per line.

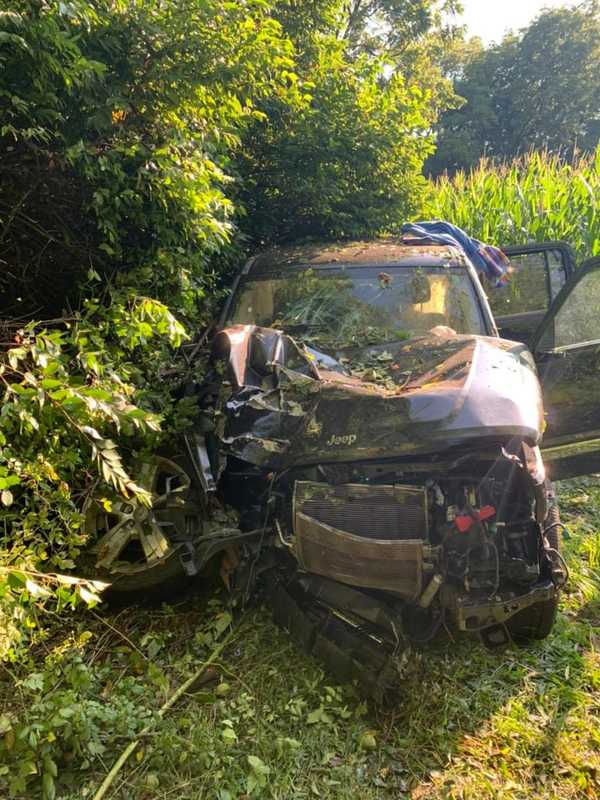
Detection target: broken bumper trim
<box><xmin>452</xmin><ymin>580</ymin><xmax>557</xmax><ymax>631</ymax></box>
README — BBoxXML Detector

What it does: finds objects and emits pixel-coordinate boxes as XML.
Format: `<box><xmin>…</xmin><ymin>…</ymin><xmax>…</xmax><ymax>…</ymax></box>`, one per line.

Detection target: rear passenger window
<box><xmin>487</xmin><ymin>250</ymin><xmax>566</xmax><ymax>317</ymax></box>
<box><xmin>483</xmin><ymin>245</ymin><xmax>574</xmax><ymax>343</ymax></box>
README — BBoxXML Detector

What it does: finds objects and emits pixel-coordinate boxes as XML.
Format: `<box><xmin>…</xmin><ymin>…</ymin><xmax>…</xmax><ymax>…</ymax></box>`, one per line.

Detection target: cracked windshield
<box><xmin>228</xmin><ymin>267</ymin><xmax>485</xmax><ymax>350</ymax></box>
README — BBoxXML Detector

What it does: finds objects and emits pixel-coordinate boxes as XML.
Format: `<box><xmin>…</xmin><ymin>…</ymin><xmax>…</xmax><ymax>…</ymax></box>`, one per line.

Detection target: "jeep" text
<box><xmin>326</xmin><ymin>434</ymin><xmax>357</xmax><ymax>447</ymax></box>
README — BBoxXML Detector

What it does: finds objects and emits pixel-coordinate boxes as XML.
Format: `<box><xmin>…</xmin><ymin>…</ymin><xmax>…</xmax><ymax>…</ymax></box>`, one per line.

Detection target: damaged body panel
<box><xmin>213</xmin><ymin>325</ymin><xmax>543</xmax><ymax>468</ymax></box>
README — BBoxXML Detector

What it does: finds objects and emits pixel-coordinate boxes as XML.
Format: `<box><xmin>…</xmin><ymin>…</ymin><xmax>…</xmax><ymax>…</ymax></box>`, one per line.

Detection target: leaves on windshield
<box><xmin>343</xmin><ymin>350</ymin><xmax>401</xmax><ymax>390</ymax></box>
<box><xmin>232</xmin><ymin>267</ymin><xmax>482</xmax><ymax>352</ymax></box>
<box><xmin>272</xmin><ymin>269</ymin><xmax>412</xmax><ymax>350</ymax></box>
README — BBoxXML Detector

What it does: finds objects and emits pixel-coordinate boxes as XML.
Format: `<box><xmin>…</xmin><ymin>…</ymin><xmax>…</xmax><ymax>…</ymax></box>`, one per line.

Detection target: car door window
<box><xmin>542</xmin><ymin>265</ymin><xmax>600</xmax><ymax>350</ymax></box>
<box><xmin>486</xmin><ymin>243</ymin><xmax>575</xmax><ymax>343</ymax></box>
<box><xmin>487</xmin><ymin>249</ymin><xmax>567</xmax><ymax>318</ymax></box>
<box><xmin>532</xmin><ymin>258</ymin><xmax>600</xmax><ymax>479</ymax></box>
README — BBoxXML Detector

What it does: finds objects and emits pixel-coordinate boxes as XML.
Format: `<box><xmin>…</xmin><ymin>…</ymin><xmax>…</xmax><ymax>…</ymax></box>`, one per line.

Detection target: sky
<box><xmin>457</xmin><ymin>0</ymin><xmax>577</xmax><ymax>43</ymax></box>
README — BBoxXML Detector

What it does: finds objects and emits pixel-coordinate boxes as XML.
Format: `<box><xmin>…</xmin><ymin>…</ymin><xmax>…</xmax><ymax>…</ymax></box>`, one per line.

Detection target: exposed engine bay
<box><xmin>224</xmin><ymin>442</ymin><xmax>558</xmax><ymax>626</ymax></box>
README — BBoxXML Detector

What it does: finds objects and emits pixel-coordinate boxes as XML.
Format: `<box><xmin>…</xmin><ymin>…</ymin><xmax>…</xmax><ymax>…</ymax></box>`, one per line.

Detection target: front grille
<box><xmin>293</xmin><ymin>481</ymin><xmax>428</xmax><ymax>541</ymax></box>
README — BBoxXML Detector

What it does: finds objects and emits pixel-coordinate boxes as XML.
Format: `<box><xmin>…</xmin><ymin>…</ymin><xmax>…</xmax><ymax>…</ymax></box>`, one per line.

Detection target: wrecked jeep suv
<box><xmin>212</xmin><ymin>240</ymin><xmax>568</xmax><ymax>656</ymax></box>
<box><xmin>86</xmin><ymin>238</ymin><xmax>600</xmax><ymax>687</ymax></box>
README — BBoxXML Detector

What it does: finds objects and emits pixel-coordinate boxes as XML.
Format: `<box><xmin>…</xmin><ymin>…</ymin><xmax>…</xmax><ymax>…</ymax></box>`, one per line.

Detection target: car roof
<box><xmin>244</xmin><ymin>239</ymin><xmax>469</xmax><ymax>275</ymax></box>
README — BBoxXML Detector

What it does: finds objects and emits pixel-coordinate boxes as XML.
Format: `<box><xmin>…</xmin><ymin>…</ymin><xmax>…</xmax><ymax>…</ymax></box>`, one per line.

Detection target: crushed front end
<box><xmin>210</xmin><ymin>325</ymin><xmax>566</xmax><ymax>694</ymax></box>
<box><xmin>274</xmin><ymin>445</ymin><xmax>561</xmax><ymax>641</ymax></box>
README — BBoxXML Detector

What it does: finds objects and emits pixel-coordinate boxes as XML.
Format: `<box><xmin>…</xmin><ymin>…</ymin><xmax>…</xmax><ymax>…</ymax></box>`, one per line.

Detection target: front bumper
<box><xmin>450</xmin><ymin>580</ymin><xmax>557</xmax><ymax>632</ymax></box>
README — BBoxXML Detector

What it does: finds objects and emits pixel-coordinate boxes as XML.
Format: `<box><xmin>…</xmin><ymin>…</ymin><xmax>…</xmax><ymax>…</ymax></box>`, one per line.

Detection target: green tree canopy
<box><xmin>429</xmin><ymin>1</ymin><xmax>600</xmax><ymax>174</ymax></box>
<box><xmin>234</xmin><ymin>0</ymin><xmax>459</xmax><ymax>244</ymax></box>
<box><xmin>236</xmin><ymin>42</ymin><xmax>438</xmax><ymax>242</ymax></box>
<box><xmin>0</xmin><ymin>0</ymin><xmax>299</xmax><ymax>318</ymax></box>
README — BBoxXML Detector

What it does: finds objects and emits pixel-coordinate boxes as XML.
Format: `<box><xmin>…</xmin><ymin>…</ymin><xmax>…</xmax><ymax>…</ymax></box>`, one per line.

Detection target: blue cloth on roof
<box><xmin>401</xmin><ymin>221</ymin><xmax>510</xmax><ymax>287</ymax></box>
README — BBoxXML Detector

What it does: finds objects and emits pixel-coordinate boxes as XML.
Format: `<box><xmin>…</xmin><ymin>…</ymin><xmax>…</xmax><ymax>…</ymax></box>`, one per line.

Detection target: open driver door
<box><xmin>530</xmin><ymin>257</ymin><xmax>600</xmax><ymax>479</ymax></box>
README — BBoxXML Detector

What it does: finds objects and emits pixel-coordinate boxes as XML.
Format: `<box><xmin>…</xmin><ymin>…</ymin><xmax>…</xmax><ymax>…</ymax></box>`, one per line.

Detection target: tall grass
<box><xmin>425</xmin><ymin>148</ymin><xmax>600</xmax><ymax>260</ymax></box>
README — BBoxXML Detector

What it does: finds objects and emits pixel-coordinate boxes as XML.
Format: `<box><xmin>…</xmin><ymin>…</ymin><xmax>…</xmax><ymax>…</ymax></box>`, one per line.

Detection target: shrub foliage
<box><xmin>0</xmin><ymin>0</ymin><xmax>448</xmax><ymax>674</ymax></box>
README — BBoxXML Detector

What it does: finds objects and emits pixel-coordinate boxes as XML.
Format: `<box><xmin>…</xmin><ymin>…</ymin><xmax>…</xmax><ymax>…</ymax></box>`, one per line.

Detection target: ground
<box><xmin>5</xmin><ymin>478</ymin><xmax>600</xmax><ymax>800</ymax></box>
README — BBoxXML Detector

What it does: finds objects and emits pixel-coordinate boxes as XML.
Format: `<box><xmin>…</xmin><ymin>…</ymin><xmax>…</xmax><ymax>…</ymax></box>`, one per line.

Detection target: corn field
<box><xmin>425</xmin><ymin>148</ymin><xmax>600</xmax><ymax>260</ymax></box>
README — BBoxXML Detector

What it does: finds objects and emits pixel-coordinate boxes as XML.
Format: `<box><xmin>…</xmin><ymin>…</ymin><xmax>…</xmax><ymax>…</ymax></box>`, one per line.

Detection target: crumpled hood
<box><xmin>212</xmin><ymin>325</ymin><xmax>544</xmax><ymax>468</ymax></box>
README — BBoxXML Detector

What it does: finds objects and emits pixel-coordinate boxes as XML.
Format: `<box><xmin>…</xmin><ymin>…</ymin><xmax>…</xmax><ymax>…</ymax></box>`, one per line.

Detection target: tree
<box><xmin>271</xmin><ymin>0</ymin><xmax>460</xmax><ymax>59</ymax></box>
<box><xmin>429</xmin><ymin>2</ymin><xmax>600</xmax><ymax>174</ymax></box>
<box><xmin>236</xmin><ymin>42</ymin><xmax>437</xmax><ymax>242</ymax></box>
<box><xmin>234</xmin><ymin>0</ymin><xmax>460</xmax><ymax>244</ymax></box>
<box><xmin>0</xmin><ymin>0</ymin><xmax>299</xmax><ymax>318</ymax></box>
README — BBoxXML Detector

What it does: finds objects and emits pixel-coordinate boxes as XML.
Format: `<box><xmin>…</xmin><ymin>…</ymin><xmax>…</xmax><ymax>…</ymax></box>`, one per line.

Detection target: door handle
<box><xmin>536</xmin><ymin>350</ymin><xmax>566</xmax><ymax>362</ymax></box>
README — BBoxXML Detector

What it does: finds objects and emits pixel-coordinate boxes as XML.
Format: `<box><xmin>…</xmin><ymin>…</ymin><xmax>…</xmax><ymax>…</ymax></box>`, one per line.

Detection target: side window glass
<box><xmin>487</xmin><ymin>252</ymin><xmax>548</xmax><ymax>316</ymax></box>
<box><xmin>547</xmin><ymin>249</ymin><xmax>567</xmax><ymax>298</ymax></box>
<box><xmin>487</xmin><ymin>249</ymin><xmax>567</xmax><ymax>317</ymax></box>
<box><xmin>553</xmin><ymin>269</ymin><xmax>600</xmax><ymax>349</ymax></box>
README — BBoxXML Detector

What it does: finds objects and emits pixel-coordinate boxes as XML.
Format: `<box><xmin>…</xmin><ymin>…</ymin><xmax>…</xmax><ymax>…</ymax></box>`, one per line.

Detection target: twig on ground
<box><xmin>210</xmin><ymin>660</ymin><xmax>253</xmax><ymax>694</ymax></box>
<box><xmin>91</xmin><ymin>623</ymin><xmax>240</xmax><ymax>800</ymax></box>
<box><xmin>89</xmin><ymin>609</ymin><xmax>147</xmax><ymax>661</ymax></box>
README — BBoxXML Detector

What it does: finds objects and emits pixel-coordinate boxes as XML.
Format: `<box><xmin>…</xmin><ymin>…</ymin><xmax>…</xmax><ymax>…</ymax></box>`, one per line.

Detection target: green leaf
<box><xmin>0</xmin><ymin>714</ymin><xmax>12</xmax><ymax>734</ymax></box>
<box><xmin>0</xmin><ymin>475</ymin><xmax>21</xmax><ymax>489</ymax></box>
<box><xmin>307</xmin><ymin>707</ymin><xmax>325</xmax><ymax>725</ymax></box>
<box><xmin>359</xmin><ymin>731</ymin><xmax>377</xmax><ymax>750</ymax></box>
<box><xmin>42</xmin><ymin>756</ymin><xmax>58</xmax><ymax>779</ymax></box>
<box><xmin>7</xmin><ymin>570</ymin><xmax>26</xmax><ymax>589</ymax></box>
<box><xmin>246</xmin><ymin>773</ymin><xmax>258</xmax><ymax>795</ymax></box>
<box><xmin>8</xmin><ymin>347</ymin><xmax>26</xmax><ymax>368</ymax></box>
<box><xmin>247</xmin><ymin>755</ymin><xmax>270</xmax><ymax>776</ymax></box>
<box><xmin>40</xmin><ymin>378</ymin><xmax>62</xmax><ymax>389</ymax></box>
<box><xmin>42</xmin><ymin>771</ymin><xmax>56</xmax><ymax>800</ymax></box>
<box><xmin>22</xmin><ymin>672</ymin><xmax>44</xmax><ymax>692</ymax></box>
<box><xmin>221</xmin><ymin>726</ymin><xmax>237</xmax><ymax>743</ymax></box>
<box><xmin>213</xmin><ymin>611</ymin><xmax>232</xmax><ymax>637</ymax></box>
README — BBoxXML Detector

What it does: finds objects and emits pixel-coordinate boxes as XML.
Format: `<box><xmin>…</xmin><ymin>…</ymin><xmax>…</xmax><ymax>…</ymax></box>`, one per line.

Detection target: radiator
<box><xmin>292</xmin><ymin>481</ymin><xmax>428</xmax><ymax>597</ymax></box>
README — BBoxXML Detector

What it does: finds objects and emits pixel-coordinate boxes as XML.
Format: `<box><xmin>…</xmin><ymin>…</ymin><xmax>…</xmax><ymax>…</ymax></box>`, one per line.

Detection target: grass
<box><xmin>2</xmin><ymin>478</ymin><xmax>600</xmax><ymax>800</ymax></box>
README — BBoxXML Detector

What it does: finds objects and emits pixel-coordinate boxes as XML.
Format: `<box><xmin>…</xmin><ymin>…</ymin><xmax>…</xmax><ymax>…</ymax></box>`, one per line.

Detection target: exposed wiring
<box><xmin>543</xmin><ymin>521</ymin><xmax>570</xmax><ymax>586</ymax></box>
<box><xmin>488</xmin><ymin>539</ymin><xmax>500</xmax><ymax>598</ymax></box>
<box><xmin>545</xmin><ymin>546</ymin><xmax>570</xmax><ymax>587</ymax></box>
<box><xmin>543</xmin><ymin>521</ymin><xmax>569</xmax><ymax>538</ymax></box>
